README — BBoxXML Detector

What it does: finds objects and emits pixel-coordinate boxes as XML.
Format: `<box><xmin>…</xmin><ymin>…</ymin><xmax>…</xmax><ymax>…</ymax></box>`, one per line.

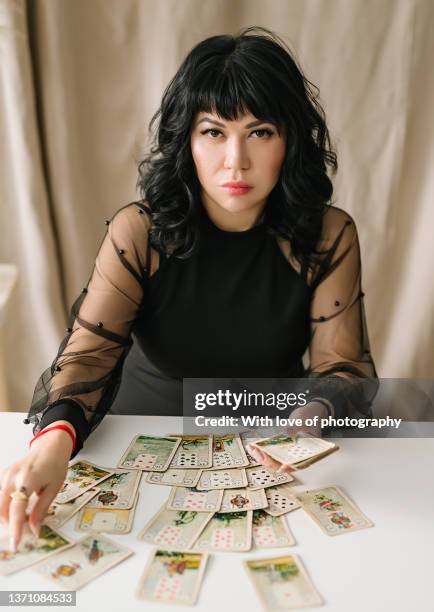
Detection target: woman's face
<box><xmin>190</xmin><ymin>110</ymin><xmax>286</xmax><ymax>220</ymax></box>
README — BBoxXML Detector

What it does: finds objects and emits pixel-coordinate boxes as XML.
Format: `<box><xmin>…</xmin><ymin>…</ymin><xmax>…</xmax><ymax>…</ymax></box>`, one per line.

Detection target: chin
<box><xmin>216</xmin><ymin>196</ymin><xmax>257</xmax><ymax>214</ymax></box>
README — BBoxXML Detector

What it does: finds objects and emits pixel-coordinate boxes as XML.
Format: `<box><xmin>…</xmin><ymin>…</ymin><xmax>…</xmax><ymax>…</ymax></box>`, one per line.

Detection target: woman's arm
<box><xmin>4</xmin><ymin>199</ymin><xmax>154</xmax><ymax>550</ymax></box>
<box><xmin>251</xmin><ymin>209</ymin><xmax>379</xmax><ymax>472</ymax></box>
<box><xmin>25</xmin><ymin>201</ymin><xmax>154</xmax><ymax>460</ymax></box>
<box><xmin>303</xmin><ymin>207</ymin><xmax>379</xmax><ymax>422</ymax></box>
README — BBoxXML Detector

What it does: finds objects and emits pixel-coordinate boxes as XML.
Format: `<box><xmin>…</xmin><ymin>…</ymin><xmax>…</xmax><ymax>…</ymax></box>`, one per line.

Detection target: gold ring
<box><xmin>10</xmin><ymin>486</ymin><xmax>30</xmax><ymax>501</ymax></box>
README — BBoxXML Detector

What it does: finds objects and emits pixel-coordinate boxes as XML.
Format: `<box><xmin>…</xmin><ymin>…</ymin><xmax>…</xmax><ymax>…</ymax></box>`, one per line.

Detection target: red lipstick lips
<box><xmin>221</xmin><ymin>181</ymin><xmax>253</xmax><ymax>195</ymax></box>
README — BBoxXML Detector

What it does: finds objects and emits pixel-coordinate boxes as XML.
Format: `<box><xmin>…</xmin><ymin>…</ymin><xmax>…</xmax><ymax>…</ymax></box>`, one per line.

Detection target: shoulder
<box><xmin>320</xmin><ymin>205</ymin><xmax>356</xmax><ymax>238</ymax></box>
<box><xmin>102</xmin><ymin>201</ymin><xmax>153</xmax><ymax>270</ymax></box>
<box><xmin>309</xmin><ymin>206</ymin><xmax>360</xmax><ymax>288</ymax></box>
<box><xmin>107</xmin><ymin>201</ymin><xmax>152</xmax><ymax>248</ymax></box>
<box><xmin>110</xmin><ymin>200</ymin><xmax>151</xmax><ymax>231</ymax></box>
<box><xmin>318</xmin><ymin>205</ymin><xmax>358</xmax><ymax>250</ymax></box>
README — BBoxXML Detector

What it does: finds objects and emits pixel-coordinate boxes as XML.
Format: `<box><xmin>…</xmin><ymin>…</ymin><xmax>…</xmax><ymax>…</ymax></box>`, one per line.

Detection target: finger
<box><xmin>9</xmin><ymin>475</ymin><xmax>40</xmax><ymax>552</ymax></box>
<box><xmin>247</xmin><ymin>445</ymin><xmax>268</xmax><ymax>464</ymax></box>
<box><xmin>250</xmin><ymin>446</ymin><xmax>284</xmax><ymax>471</ymax></box>
<box><xmin>247</xmin><ymin>443</ymin><xmax>295</xmax><ymax>473</ymax></box>
<box><xmin>27</xmin><ymin>484</ymin><xmax>58</xmax><ymax>538</ymax></box>
<box><xmin>261</xmin><ymin>454</ymin><xmax>285</xmax><ymax>471</ymax></box>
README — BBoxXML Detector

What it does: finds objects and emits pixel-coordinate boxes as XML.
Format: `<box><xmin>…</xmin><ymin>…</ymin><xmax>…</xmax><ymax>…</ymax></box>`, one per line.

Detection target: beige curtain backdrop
<box><xmin>0</xmin><ymin>0</ymin><xmax>432</xmax><ymax>415</ymax></box>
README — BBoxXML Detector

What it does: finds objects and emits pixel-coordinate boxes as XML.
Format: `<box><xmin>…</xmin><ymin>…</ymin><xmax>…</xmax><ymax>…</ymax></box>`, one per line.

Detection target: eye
<box><xmin>251</xmin><ymin>128</ymin><xmax>274</xmax><ymax>138</ymax></box>
<box><xmin>200</xmin><ymin>128</ymin><xmax>222</xmax><ymax>138</ymax></box>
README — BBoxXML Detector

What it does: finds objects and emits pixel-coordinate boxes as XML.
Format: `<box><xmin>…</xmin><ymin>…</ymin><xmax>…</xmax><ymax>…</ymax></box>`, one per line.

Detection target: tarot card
<box><xmin>251</xmin><ymin>434</ymin><xmax>338</xmax><ymax>470</ymax></box>
<box><xmin>166</xmin><ymin>434</ymin><xmax>213</xmax><ymax>469</ymax></box>
<box><xmin>54</xmin><ymin>461</ymin><xmax>114</xmax><ymax>504</ymax></box>
<box><xmin>33</xmin><ymin>534</ymin><xmax>134</xmax><ymax>590</ymax></box>
<box><xmin>192</xmin><ymin>510</ymin><xmax>252</xmax><ymax>552</ymax></box>
<box><xmin>196</xmin><ymin>468</ymin><xmax>248</xmax><ymax>491</ymax></box>
<box><xmin>167</xmin><ymin>487</ymin><xmax>224</xmax><ymax>512</ymax></box>
<box><xmin>0</xmin><ymin>524</ymin><xmax>74</xmax><ymax>576</ymax></box>
<box><xmin>220</xmin><ymin>488</ymin><xmax>268</xmax><ymax>513</ymax></box>
<box><xmin>246</xmin><ymin>465</ymin><xmax>294</xmax><ymax>490</ymax></box>
<box><xmin>145</xmin><ymin>469</ymin><xmax>201</xmax><ymax>488</ymax></box>
<box><xmin>138</xmin><ymin>505</ymin><xmax>213</xmax><ymax>551</ymax></box>
<box><xmin>239</xmin><ymin>429</ymin><xmax>262</xmax><ymax>467</ymax></box>
<box><xmin>296</xmin><ymin>485</ymin><xmax>374</xmax><ymax>536</ymax></box>
<box><xmin>85</xmin><ymin>469</ymin><xmax>141</xmax><ymax>509</ymax></box>
<box><xmin>117</xmin><ymin>434</ymin><xmax>181</xmax><ymax>471</ymax></box>
<box><xmin>201</xmin><ymin>434</ymin><xmax>249</xmax><ymax>470</ymax></box>
<box><xmin>265</xmin><ymin>485</ymin><xmax>301</xmax><ymax>517</ymax></box>
<box><xmin>243</xmin><ymin>554</ymin><xmax>323</xmax><ymax>609</ymax></box>
<box><xmin>75</xmin><ymin>492</ymin><xmax>138</xmax><ymax>534</ymax></box>
<box><xmin>136</xmin><ymin>548</ymin><xmax>209</xmax><ymax>606</ymax></box>
<box><xmin>37</xmin><ymin>489</ymin><xmax>99</xmax><ymax>529</ymax></box>
<box><xmin>252</xmin><ymin>510</ymin><xmax>295</xmax><ymax>549</ymax></box>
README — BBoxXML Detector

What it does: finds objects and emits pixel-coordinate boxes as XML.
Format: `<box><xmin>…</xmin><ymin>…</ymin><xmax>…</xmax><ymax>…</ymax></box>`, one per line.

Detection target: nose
<box><xmin>223</xmin><ymin>136</ymin><xmax>250</xmax><ymax>171</ymax></box>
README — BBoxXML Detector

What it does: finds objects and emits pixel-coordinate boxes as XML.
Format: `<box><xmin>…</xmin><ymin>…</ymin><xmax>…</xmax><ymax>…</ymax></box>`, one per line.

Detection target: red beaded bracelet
<box><xmin>29</xmin><ymin>424</ymin><xmax>77</xmax><ymax>453</ymax></box>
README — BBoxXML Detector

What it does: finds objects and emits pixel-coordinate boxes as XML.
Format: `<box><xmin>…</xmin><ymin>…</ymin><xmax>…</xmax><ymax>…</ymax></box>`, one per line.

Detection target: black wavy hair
<box><xmin>136</xmin><ymin>25</ymin><xmax>338</xmax><ymax>274</ymax></box>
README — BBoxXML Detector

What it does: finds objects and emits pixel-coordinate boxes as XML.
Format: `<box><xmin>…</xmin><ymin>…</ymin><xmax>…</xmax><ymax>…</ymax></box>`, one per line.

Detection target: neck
<box><xmin>201</xmin><ymin>194</ymin><xmax>266</xmax><ymax>232</ymax></box>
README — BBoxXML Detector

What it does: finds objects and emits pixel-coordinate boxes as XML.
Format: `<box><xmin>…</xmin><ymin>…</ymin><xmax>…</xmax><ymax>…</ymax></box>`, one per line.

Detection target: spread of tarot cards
<box><xmin>0</xmin><ymin>430</ymin><xmax>374</xmax><ymax>609</ymax></box>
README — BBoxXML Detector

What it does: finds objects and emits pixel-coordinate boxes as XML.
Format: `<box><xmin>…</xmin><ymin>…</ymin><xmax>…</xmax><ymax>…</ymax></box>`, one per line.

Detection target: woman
<box><xmin>0</xmin><ymin>26</ymin><xmax>378</xmax><ymax>551</ymax></box>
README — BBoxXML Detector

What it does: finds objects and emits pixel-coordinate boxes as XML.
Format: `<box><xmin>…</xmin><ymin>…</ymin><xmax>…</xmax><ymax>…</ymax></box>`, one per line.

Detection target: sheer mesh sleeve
<box><xmin>304</xmin><ymin>207</ymin><xmax>379</xmax><ymax>419</ymax></box>
<box><xmin>25</xmin><ymin>201</ymin><xmax>153</xmax><ymax>458</ymax></box>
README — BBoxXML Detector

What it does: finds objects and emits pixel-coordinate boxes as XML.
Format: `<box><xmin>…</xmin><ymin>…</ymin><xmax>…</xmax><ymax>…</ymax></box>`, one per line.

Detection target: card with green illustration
<box><xmin>243</xmin><ymin>554</ymin><xmax>323</xmax><ymax>609</ymax></box>
<box><xmin>296</xmin><ymin>485</ymin><xmax>374</xmax><ymax>536</ymax></box>
<box><xmin>38</xmin><ymin>489</ymin><xmax>99</xmax><ymax>529</ymax></box>
<box><xmin>138</xmin><ymin>505</ymin><xmax>213</xmax><ymax>551</ymax></box>
<box><xmin>117</xmin><ymin>434</ymin><xmax>181</xmax><ymax>471</ymax></box>
<box><xmin>0</xmin><ymin>524</ymin><xmax>74</xmax><ymax>576</ymax></box>
<box><xmin>252</xmin><ymin>510</ymin><xmax>295</xmax><ymax>549</ymax></box>
<box><xmin>136</xmin><ymin>549</ymin><xmax>209</xmax><ymax>606</ymax></box>
<box><xmin>85</xmin><ymin>469</ymin><xmax>141</xmax><ymax>509</ymax></box>
<box><xmin>192</xmin><ymin>510</ymin><xmax>252</xmax><ymax>552</ymax></box>
<box><xmin>166</xmin><ymin>434</ymin><xmax>213</xmax><ymax>469</ymax></box>
<box><xmin>54</xmin><ymin>461</ymin><xmax>114</xmax><ymax>504</ymax></box>
<box><xmin>33</xmin><ymin>534</ymin><xmax>134</xmax><ymax>590</ymax></box>
<box><xmin>202</xmin><ymin>434</ymin><xmax>249</xmax><ymax>470</ymax></box>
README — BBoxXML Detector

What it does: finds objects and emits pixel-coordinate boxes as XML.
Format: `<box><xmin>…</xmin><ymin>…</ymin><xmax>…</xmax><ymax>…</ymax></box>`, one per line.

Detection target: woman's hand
<box><xmin>0</xmin><ymin>426</ymin><xmax>73</xmax><ymax>552</ymax></box>
<box><xmin>246</xmin><ymin>401</ymin><xmax>329</xmax><ymax>473</ymax></box>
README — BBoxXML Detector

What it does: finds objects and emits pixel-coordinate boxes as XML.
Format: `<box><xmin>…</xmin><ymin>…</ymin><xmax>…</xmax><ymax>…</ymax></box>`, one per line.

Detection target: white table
<box><xmin>0</xmin><ymin>413</ymin><xmax>433</xmax><ymax>611</ymax></box>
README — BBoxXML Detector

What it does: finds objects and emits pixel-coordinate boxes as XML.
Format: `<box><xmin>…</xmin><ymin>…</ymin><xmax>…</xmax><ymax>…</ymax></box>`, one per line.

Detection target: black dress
<box><xmin>25</xmin><ymin>201</ymin><xmax>379</xmax><ymax>458</ymax></box>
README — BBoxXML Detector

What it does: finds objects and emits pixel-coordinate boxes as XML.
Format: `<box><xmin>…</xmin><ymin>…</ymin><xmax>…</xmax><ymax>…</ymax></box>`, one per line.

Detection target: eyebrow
<box><xmin>195</xmin><ymin>116</ymin><xmax>276</xmax><ymax>129</ymax></box>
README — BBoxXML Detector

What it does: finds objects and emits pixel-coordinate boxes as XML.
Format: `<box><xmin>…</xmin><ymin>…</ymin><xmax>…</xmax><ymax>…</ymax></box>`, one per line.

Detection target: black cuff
<box><xmin>36</xmin><ymin>400</ymin><xmax>91</xmax><ymax>460</ymax></box>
